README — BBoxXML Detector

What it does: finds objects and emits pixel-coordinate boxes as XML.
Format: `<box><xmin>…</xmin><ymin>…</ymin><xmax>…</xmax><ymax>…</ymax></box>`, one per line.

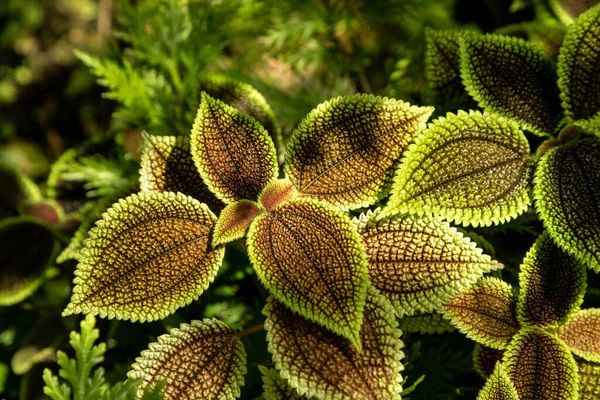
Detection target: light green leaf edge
<box><xmin>578</xmin><ymin>358</ymin><xmax>600</xmax><ymax>400</ymax></box>
<box><xmin>476</xmin><ymin>363</ymin><xmax>519</xmax><ymax>400</ymax></box>
<box><xmin>258</xmin><ymin>366</ymin><xmax>308</xmax><ymax>400</ymax></box>
<box><xmin>212</xmin><ymin>200</ymin><xmax>263</xmax><ymax>247</ymax></box>
<box><xmin>398</xmin><ymin>313</ymin><xmax>456</xmax><ymax>335</ymax></box>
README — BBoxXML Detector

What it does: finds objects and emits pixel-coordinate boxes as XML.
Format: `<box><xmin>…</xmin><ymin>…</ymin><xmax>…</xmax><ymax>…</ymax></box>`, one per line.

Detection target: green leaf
<box><xmin>191</xmin><ymin>93</ymin><xmax>278</xmax><ymax>203</ymax></box>
<box><xmin>0</xmin><ymin>217</ymin><xmax>57</xmax><ymax>306</ymax></box>
<box><xmin>503</xmin><ymin>328</ymin><xmax>579</xmax><ymax>400</ymax></box>
<box><xmin>533</xmin><ymin>139</ymin><xmax>600</xmax><ymax>272</ymax></box>
<box><xmin>460</xmin><ymin>33</ymin><xmax>563</xmax><ymax>135</ymax></box>
<box><xmin>140</xmin><ymin>133</ymin><xmax>224</xmax><ymax>213</ymax></box>
<box><xmin>258</xmin><ymin>366</ymin><xmax>308</xmax><ymax>400</ymax></box>
<box><xmin>550</xmin><ymin>0</ymin><xmax>600</xmax><ymax>24</ymax></box>
<box><xmin>129</xmin><ymin>319</ymin><xmax>246</xmax><ymax>400</ymax></box>
<box><xmin>355</xmin><ymin>208</ymin><xmax>502</xmax><ymax>317</ymax></box>
<box><xmin>517</xmin><ymin>232</ymin><xmax>586</xmax><ymax>328</ymax></box>
<box><xmin>247</xmin><ymin>198</ymin><xmax>368</xmax><ymax>349</ymax></box>
<box><xmin>0</xmin><ymin>165</ymin><xmax>41</xmax><ymax>219</ymax></box>
<box><xmin>398</xmin><ymin>313</ymin><xmax>455</xmax><ymax>335</ymax></box>
<box><xmin>383</xmin><ymin>110</ymin><xmax>531</xmax><ymax>227</ymax></box>
<box><xmin>284</xmin><ymin>94</ymin><xmax>433</xmax><ymax>211</ymax></box>
<box><xmin>476</xmin><ymin>364</ymin><xmax>519</xmax><ymax>400</ymax></box>
<box><xmin>495</xmin><ymin>19</ymin><xmax>566</xmax><ymax>59</ymax></box>
<box><xmin>63</xmin><ymin>192</ymin><xmax>225</xmax><ymax>322</ymax></box>
<box><xmin>557</xmin><ymin>4</ymin><xmax>600</xmax><ymax>131</ymax></box>
<box><xmin>578</xmin><ymin>358</ymin><xmax>600</xmax><ymax>400</ymax></box>
<box><xmin>263</xmin><ymin>286</ymin><xmax>404</xmax><ymax>400</ymax></box>
<box><xmin>473</xmin><ymin>343</ymin><xmax>505</xmax><ymax>379</ymax></box>
<box><xmin>444</xmin><ymin>277</ymin><xmax>519</xmax><ymax>350</ymax></box>
<box><xmin>258</xmin><ymin>178</ymin><xmax>298</xmax><ymax>212</ymax></box>
<box><xmin>559</xmin><ymin>309</ymin><xmax>600</xmax><ymax>363</ymax></box>
<box><xmin>212</xmin><ymin>200</ymin><xmax>262</xmax><ymax>247</ymax></box>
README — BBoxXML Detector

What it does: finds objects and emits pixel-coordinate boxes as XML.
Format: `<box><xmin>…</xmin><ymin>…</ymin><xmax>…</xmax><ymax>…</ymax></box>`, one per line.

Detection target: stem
<box><xmin>235</xmin><ymin>324</ymin><xmax>264</xmax><ymax>338</ymax></box>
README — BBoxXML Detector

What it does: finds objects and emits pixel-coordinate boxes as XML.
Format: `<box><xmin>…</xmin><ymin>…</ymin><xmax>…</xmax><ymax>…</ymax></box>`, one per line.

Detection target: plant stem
<box><xmin>235</xmin><ymin>324</ymin><xmax>264</xmax><ymax>337</ymax></box>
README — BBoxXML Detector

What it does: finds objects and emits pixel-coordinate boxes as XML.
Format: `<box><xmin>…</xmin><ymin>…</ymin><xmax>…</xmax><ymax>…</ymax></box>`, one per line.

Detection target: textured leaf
<box><xmin>557</xmin><ymin>4</ymin><xmax>600</xmax><ymax>131</ymax></box>
<box><xmin>476</xmin><ymin>364</ymin><xmax>519</xmax><ymax>400</ymax></box>
<box><xmin>63</xmin><ymin>192</ymin><xmax>225</xmax><ymax>322</ymax></box>
<box><xmin>559</xmin><ymin>309</ymin><xmax>600</xmax><ymax>363</ymax></box>
<box><xmin>129</xmin><ymin>319</ymin><xmax>246</xmax><ymax>400</ymax></box>
<box><xmin>355</xmin><ymin>208</ymin><xmax>502</xmax><ymax>317</ymax></box>
<box><xmin>473</xmin><ymin>343</ymin><xmax>504</xmax><ymax>379</ymax></box>
<box><xmin>550</xmin><ymin>0</ymin><xmax>600</xmax><ymax>24</ymax></box>
<box><xmin>263</xmin><ymin>286</ymin><xmax>404</xmax><ymax>400</ymax></box>
<box><xmin>258</xmin><ymin>178</ymin><xmax>298</xmax><ymax>212</ymax></box>
<box><xmin>140</xmin><ymin>133</ymin><xmax>223</xmax><ymax>213</ymax></box>
<box><xmin>517</xmin><ymin>232</ymin><xmax>586</xmax><ymax>328</ymax></box>
<box><xmin>258</xmin><ymin>366</ymin><xmax>308</xmax><ymax>400</ymax></box>
<box><xmin>460</xmin><ymin>33</ymin><xmax>563</xmax><ymax>135</ymax></box>
<box><xmin>444</xmin><ymin>278</ymin><xmax>519</xmax><ymax>350</ymax></box>
<box><xmin>495</xmin><ymin>19</ymin><xmax>566</xmax><ymax>59</ymax></box>
<box><xmin>578</xmin><ymin>359</ymin><xmax>600</xmax><ymax>400</ymax></box>
<box><xmin>533</xmin><ymin>139</ymin><xmax>600</xmax><ymax>272</ymax></box>
<box><xmin>398</xmin><ymin>313</ymin><xmax>455</xmax><ymax>335</ymax></box>
<box><xmin>285</xmin><ymin>94</ymin><xmax>433</xmax><ymax>211</ymax></box>
<box><xmin>212</xmin><ymin>200</ymin><xmax>262</xmax><ymax>247</ymax></box>
<box><xmin>383</xmin><ymin>110</ymin><xmax>531</xmax><ymax>227</ymax></box>
<box><xmin>247</xmin><ymin>199</ymin><xmax>368</xmax><ymax>348</ymax></box>
<box><xmin>0</xmin><ymin>217</ymin><xmax>56</xmax><ymax>306</ymax></box>
<box><xmin>504</xmin><ymin>328</ymin><xmax>579</xmax><ymax>400</ymax></box>
<box><xmin>191</xmin><ymin>93</ymin><xmax>278</xmax><ymax>203</ymax></box>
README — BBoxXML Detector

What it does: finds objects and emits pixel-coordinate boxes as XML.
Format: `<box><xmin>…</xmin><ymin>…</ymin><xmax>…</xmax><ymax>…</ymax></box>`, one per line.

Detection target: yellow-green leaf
<box><xmin>212</xmin><ymin>200</ymin><xmax>262</xmax><ymax>247</ymax></box>
<box><xmin>550</xmin><ymin>0</ymin><xmax>600</xmax><ymax>25</ymax></box>
<box><xmin>559</xmin><ymin>309</ymin><xmax>600</xmax><ymax>363</ymax></box>
<box><xmin>285</xmin><ymin>94</ymin><xmax>433</xmax><ymax>211</ymax></box>
<box><xmin>128</xmin><ymin>319</ymin><xmax>246</xmax><ymax>400</ymax></box>
<box><xmin>383</xmin><ymin>110</ymin><xmax>531</xmax><ymax>227</ymax></box>
<box><xmin>247</xmin><ymin>199</ymin><xmax>368</xmax><ymax>348</ymax></box>
<box><xmin>258</xmin><ymin>366</ymin><xmax>308</xmax><ymax>400</ymax></box>
<box><xmin>0</xmin><ymin>165</ymin><xmax>41</xmax><ymax>219</ymax></box>
<box><xmin>474</xmin><ymin>343</ymin><xmax>505</xmax><ymax>379</ymax></box>
<box><xmin>355</xmin><ymin>208</ymin><xmax>502</xmax><ymax>317</ymax></box>
<box><xmin>63</xmin><ymin>192</ymin><xmax>224</xmax><ymax>322</ymax></box>
<box><xmin>263</xmin><ymin>286</ymin><xmax>404</xmax><ymax>400</ymax></box>
<box><xmin>578</xmin><ymin>358</ymin><xmax>600</xmax><ymax>400</ymax></box>
<box><xmin>495</xmin><ymin>19</ymin><xmax>566</xmax><ymax>59</ymax></box>
<box><xmin>398</xmin><ymin>313</ymin><xmax>455</xmax><ymax>335</ymax></box>
<box><xmin>191</xmin><ymin>93</ymin><xmax>278</xmax><ymax>203</ymax></box>
<box><xmin>476</xmin><ymin>364</ymin><xmax>519</xmax><ymax>400</ymax></box>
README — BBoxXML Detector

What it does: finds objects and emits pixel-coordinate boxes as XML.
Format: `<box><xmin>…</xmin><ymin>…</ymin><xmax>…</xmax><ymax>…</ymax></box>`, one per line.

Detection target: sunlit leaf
<box><xmin>212</xmin><ymin>200</ymin><xmax>262</xmax><ymax>247</ymax></box>
<box><xmin>129</xmin><ymin>319</ymin><xmax>246</xmax><ymax>400</ymax></box>
<box><xmin>258</xmin><ymin>366</ymin><xmax>308</xmax><ymax>400</ymax></box>
<box><xmin>398</xmin><ymin>313</ymin><xmax>455</xmax><ymax>335</ymax></box>
<box><xmin>355</xmin><ymin>208</ymin><xmax>502</xmax><ymax>317</ymax></box>
<box><xmin>495</xmin><ymin>18</ymin><xmax>566</xmax><ymax>60</ymax></box>
<box><xmin>258</xmin><ymin>178</ymin><xmax>298</xmax><ymax>212</ymax></box>
<box><xmin>533</xmin><ymin>139</ymin><xmax>600</xmax><ymax>272</ymax></box>
<box><xmin>191</xmin><ymin>93</ymin><xmax>278</xmax><ymax>203</ymax></box>
<box><xmin>0</xmin><ymin>217</ymin><xmax>57</xmax><ymax>306</ymax></box>
<box><xmin>444</xmin><ymin>278</ymin><xmax>519</xmax><ymax>350</ymax></box>
<box><xmin>383</xmin><ymin>110</ymin><xmax>531</xmax><ymax>227</ymax></box>
<box><xmin>285</xmin><ymin>94</ymin><xmax>433</xmax><ymax>210</ymax></box>
<box><xmin>263</xmin><ymin>286</ymin><xmax>404</xmax><ymax>400</ymax></box>
<box><xmin>473</xmin><ymin>343</ymin><xmax>504</xmax><ymax>379</ymax></box>
<box><xmin>460</xmin><ymin>33</ymin><xmax>563</xmax><ymax>135</ymax></box>
<box><xmin>140</xmin><ymin>133</ymin><xmax>223</xmax><ymax>213</ymax></box>
<box><xmin>559</xmin><ymin>309</ymin><xmax>600</xmax><ymax>363</ymax></box>
<box><xmin>557</xmin><ymin>4</ymin><xmax>600</xmax><ymax>131</ymax></box>
<box><xmin>247</xmin><ymin>199</ymin><xmax>368</xmax><ymax>348</ymax></box>
<box><xmin>476</xmin><ymin>364</ymin><xmax>519</xmax><ymax>400</ymax></box>
<box><xmin>63</xmin><ymin>192</ymin><xmax>225</xmax><ymax>322</ymax></box>
<box><xmin>550</xmin><ymin>0</ymin><xmax>600</xmax><ymax>24</ymax></box>
<box><xmin>578</xmin><ymin>359</ymin><xmax>600</xmax><ymax>399</ymax></box>
<box><xmin>504</xmin><ymin>328</ymin><xmax>578</xmax><ymax>400</ymax></box>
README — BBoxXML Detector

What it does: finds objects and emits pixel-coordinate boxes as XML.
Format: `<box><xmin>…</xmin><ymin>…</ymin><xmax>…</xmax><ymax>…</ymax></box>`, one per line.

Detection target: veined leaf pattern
<box><xmin>258</xmin><ymin>366</ymin><xmax>308</xmax><ymax>400</ymax></box>
<box><xmin>247</xmin><ymin>199</ymin><xmax>368</xmax><ymax>348</ymax></box>
<box><xmin>128</xmin><ymin>319</ymin><xmax>246</xmax><ymax>400</ymax></box>
<box><xmin>383</xmin><ymin>110</ymin><xmax>531</xmax><ymax>227</ymax></box>
<box><xmin>559</xmin><ymin>309</ymin><xmax>600</xmax><ymax>363</ymax></box>
<box><xmin>212</xmin><ymin>200</ymin><xmax>263</xmax><ymax>247</ymax></box>
<box><xmin>476</xmin><ymin>364</ymin><xmax>519</xmax><ymax>400</ymax></box>
<box><xmin>473</xmin><ymin>343</ymin><xmax>504</xmax><ymax>379</ymax></box>
<box><xmin>263</xmin><ymin>286</ymin><xmax>404</xmax><ymax>400</ymax></box>
<box><xmin>258</xmin><ymin>178</ymin><xmax>298</xmax><ymax>212</ymax></box>
<box><xmin>398</xmin><ymin>313</ymin><xmax>455</xmax><ymax>335</ymax></box>
<box><xmin>285</xmin><ymin>94</ymin><xmax>433</xmax><ymax>210</ymax></box>
<box><xmin>63</xmin><ymin>192</ymin><xmax>224</xmax><ymax>322</ymax></box>
<box><xmin>578</xmin><ymin>358</ymin><xmax>600</xmax><ymax>400</ymax></box>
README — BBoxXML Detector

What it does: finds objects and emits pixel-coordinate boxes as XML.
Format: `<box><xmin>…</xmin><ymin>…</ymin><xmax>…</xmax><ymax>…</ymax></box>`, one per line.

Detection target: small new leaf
<box><xmin>285</xmin><ymin>94</ymin><xmax>433</xmax><ymax>210</ymax></box>
<box><xmin>258</xmin><ymin>178</ymin><xmax>298</xmax><ymax>212</ymax></box>
<box><xmin>517</xmin><ymin>232</ymin><xmax>586</xmax><ymax>328</ymax></box>
<box><xmin>247</xmin><ymin>199</ymin><xmax>368</xmax><ymax>348</ymax></box>
<box><xmin>383</xmin><ymin>110</ymin><xmax>531</xmax><ymax>227</ymax></box>
<box><xmin>129</xmin><ymin>319</ymin><xmax>246</xmax><ymax>400</ymax></box>
<box><xmin>258</xmin><ymin>366</ymin><xmax>308</xmax><ymax>400</ymax></box>
<box><xmin>460</xmin><ymin>33</ymin><xmax>563</xmax><ymax>135</ymax></box>
<box><xmin>476</xmin><ymin>364</ymin><xmax>519</xmax><ymax>400</ymax></box>
<box><xmin>212</xmin><ymin>200</ymin><xmax>262</xmax><ymax>247</ymax></box>
<box><xmin>263</xmin><ymin>287</ymin><xmax>404</xmax><ymax>400</ymax></box>
<box><xmin>191</xmin><ymin>93</ymin><xmax>278</xmax><ymax>203</ymax></box>
<box><xmin>559</xmin><ymin>309</ymin><xmax>600</xmax><ymax>363</ymax></box>
<box><xmin>473</xmin><ymin>343</ymin><xmax>504</xmax><ymax>379</ymax></box>
<box><xmin>63</xmin><ymin>192</ymin><xmax>225</xmax><ymax>322</ymax></box>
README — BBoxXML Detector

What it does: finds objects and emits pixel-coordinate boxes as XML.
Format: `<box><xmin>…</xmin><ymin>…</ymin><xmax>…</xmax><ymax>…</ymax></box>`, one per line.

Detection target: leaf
<box><xmin>460</xmin><ymin>33</ymin><xmax>563</xmax><ymax>135</ymax></box>
<box><xmin>190</xmin><ymin>93</ymin><xmax>278</xmax><ymax>203</ymax></box>
<box><xmin>503</xmin><ymin>328</ymin><xmax>579</xmax><ymax>400</ymax></box>
<box><xmin>0</xmin><ymin>165</ymin><xmax>41</xmax><ymax>219</ymax></box>
<box><xmin>263</xmin><ymin>286</ymin><xmax>404</xmax><ymax>400</ymax></box>
<box><xmin>383</xmin><ymin>110</ymin><xmax>531</xmax><ymax>227</ymax></box>
<box><xmin>550</xmin><ymin>0</ymin><xmax>600</xmax><ymax>24</ymax></box>
<box><xmin>128</xmin><ymin>319</ymin><xmax>246</xmax><ymax>400</ymax></box>
<box><xmin>355</xmin><ymin>208</ymin><xmax>502</xmax><ymax>317</ymax></box>
<box><xmin>258</xmin><ymin>366</ymin><xmax>308</xmax><ymax>400</ymax></box>
<box><xmin>284</xmin><ymin>94</ymin><xmax>433</xmax><ymax>210</ymax></box>
<box><xmin>533</xmin><ymin>139</ymin><xmax>600</xmax><ymax>272</ymax></box>
<box><xmin>517</xmin><ymin>232</ymin><xmax>586</xmax><ymax>328</ymax></box>
<box><xmin>247</xmin><ymin>199</ymin><xmax>368</xmax><ymax>348</ymax></box>
<box><xmin>258</xmin><ymin>178</ymin><xmax>298</xmax><ymax>212</ymax></box>
<box><xmin>212</xmin><ymin>200</ymin><xmax>263</xmax><ymax>247</ymax></box>
<box><xmin>0</xmin><ymin>217</ymin><xmax>56</xmax><ymax>306</ymax></box>
<box><xmin>495</xmin><ymin>19</ymin><xmax>566</xmax><ymax>59</ymax></box>
<box><xmin>473</xmin><ymin>343</ymin><xmax>505</xmax><ymax>379</ymax></box>
<box><xmin>557</xmin><ymin>4</ymin><xmax>600</xmax><ymax>131</ymax></box>
<box><xmin>444</xmin><ymin>277</ymin><xmax>519</xmax><ymax>350</ymax></box>
<box><xmin>559</xmin><ymin>309</ymin><xmax>600</xmax><ymax>363</ymax></box>
<box><xmin>63</xmin><ymin>192</ymin><xmax>225</xmax><ymax>322</ymax></box>
<box><xmin>578</xmin><ymin>359</ymin><xmax>600</xmax><ymax>400</ymax></box>
<box><xmin>476</xmin><ymin>364</ymin><xmax>519</xmax><ymax>400</ymax></box>
<box><xmin>140</xmin><ymin>133</ymin><xmax>224</xmax><ymax>213</ymax></box>
<box><xmin>398</xmin><ymin>313</ymin><xmax>455</xmax><ymax>335</ymax></box>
